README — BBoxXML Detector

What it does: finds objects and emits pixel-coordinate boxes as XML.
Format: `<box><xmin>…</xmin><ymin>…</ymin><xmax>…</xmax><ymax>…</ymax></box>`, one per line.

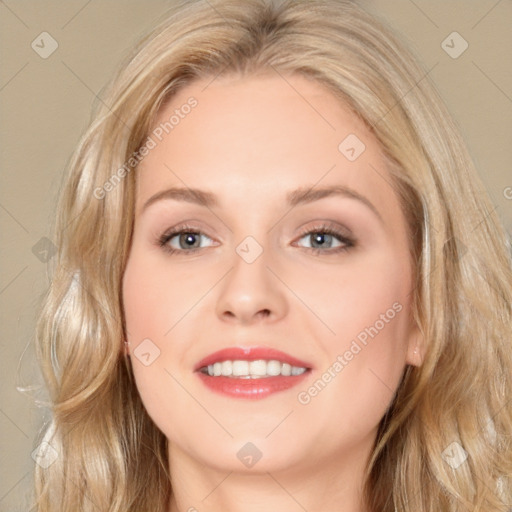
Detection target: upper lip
<box><xmin>194</xmin><ymin>346</ymin><xmax>313</xmax><ymax>372</ymax></box>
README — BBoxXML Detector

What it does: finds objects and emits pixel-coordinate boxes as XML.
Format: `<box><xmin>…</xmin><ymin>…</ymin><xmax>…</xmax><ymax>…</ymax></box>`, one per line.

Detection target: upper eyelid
<box><xmin>162</xmin><ymin>222</ymin><xmax>349</xmax><ymax>237</ymax></box>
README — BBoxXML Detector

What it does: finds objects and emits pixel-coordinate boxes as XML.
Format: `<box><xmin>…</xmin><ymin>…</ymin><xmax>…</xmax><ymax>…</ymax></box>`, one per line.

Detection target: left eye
<box><xmin>296</xmin><ymin>230</ymin><xmax>346</xmax><ymax>250</ymax></box>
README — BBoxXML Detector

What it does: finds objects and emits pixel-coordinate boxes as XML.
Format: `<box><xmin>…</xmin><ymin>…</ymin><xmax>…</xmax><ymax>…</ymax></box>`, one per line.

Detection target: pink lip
<box><xmin>193</xmin><ymin>346</ymin><xmax>313</xmax><ymax>371</ymax></box>
<box><xmin>196</xmin><ymin>372</ymin><xmax>311</xmax><ymax>400</ymax></box>
<box><xmin>193</xmin><ymin>346</ymin><xmax>313</xmax><ymax>400</ymax></box>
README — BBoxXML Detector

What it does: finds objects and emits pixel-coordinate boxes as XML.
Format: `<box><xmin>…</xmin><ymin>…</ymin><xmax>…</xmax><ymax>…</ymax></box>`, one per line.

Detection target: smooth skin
<box><xmin>122</xmin><ymin>72</ymin><xmax>424</xmax><ymax>512</ymax></box>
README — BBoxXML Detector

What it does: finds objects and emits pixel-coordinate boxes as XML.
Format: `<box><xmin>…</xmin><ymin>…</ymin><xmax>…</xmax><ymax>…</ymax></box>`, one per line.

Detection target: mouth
<box><xmin>194</xmin><ymin>346</ymin><xmax>313</xmax><ymax>399</ymax></box>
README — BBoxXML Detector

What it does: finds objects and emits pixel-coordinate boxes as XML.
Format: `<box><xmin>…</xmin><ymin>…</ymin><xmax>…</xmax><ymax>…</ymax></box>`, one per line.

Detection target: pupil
<box><xmin>182</xmin><ymin>233</ymin><xmax>198</xmax><ymax>248</ymax></box>
<box><xmin>312</xmin><ymin>233</ymin><xmax>330</xmax><ymax>248</ymax></box>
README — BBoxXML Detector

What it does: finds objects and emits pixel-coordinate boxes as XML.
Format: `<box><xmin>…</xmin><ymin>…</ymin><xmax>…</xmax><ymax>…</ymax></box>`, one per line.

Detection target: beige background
<box><xmin>1</xmin><ymin>0</ymin><xmax>511</xmax><ymax>509</ymax></box>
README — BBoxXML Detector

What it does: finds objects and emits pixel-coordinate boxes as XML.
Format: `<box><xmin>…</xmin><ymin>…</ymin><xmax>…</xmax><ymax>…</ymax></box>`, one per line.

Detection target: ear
<box><xmin>405</xmin><ymin>323</ymin><xmax>425</xmax><ymax>367</ymax></box>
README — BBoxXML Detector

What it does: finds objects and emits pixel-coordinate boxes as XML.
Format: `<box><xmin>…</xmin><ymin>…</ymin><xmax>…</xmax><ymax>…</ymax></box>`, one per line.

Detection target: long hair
<box><xmin>31</xmin><ymin>0</ymin><xmax>512</xmax><ymax>510</ymax></box>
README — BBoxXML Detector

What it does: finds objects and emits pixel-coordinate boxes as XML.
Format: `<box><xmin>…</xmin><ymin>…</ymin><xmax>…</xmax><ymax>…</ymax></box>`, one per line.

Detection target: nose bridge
<box><xmin>214</xmin><ymin>230</ymin><xmax>288</xmax><ymax>323</ymax></box>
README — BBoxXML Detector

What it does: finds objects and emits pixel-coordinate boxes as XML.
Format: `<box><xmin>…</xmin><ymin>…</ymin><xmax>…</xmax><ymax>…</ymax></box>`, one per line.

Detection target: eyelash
<box><xmin>157</xmin><ymin>222</ymin><xmax>355</xmax><ymax>256</ymax></box>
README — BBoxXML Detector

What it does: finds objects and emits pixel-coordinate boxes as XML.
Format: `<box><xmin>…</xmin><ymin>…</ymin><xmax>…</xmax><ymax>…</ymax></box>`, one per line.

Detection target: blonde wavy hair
<box><xmin>31</xmin><ymin>0</ymin><xmax>512</xmax><ymax>510</ymax></box>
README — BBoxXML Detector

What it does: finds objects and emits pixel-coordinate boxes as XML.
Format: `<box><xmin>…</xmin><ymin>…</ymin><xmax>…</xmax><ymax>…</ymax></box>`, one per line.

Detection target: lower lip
<box><xmin>196</xmin><ymin>370</ymin><xmax>311</xmax><ymax>399</ymax></box>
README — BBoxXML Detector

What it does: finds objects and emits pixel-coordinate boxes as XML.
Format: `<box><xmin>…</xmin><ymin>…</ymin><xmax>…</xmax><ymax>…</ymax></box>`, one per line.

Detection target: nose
<box><xmin>215</xmin><ymin>243</ymin><xmax>288</xmax><ymax>325</ymax></box>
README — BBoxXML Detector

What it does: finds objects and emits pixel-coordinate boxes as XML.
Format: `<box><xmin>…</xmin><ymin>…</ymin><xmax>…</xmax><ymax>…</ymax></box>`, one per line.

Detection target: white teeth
<box><xmin>266</xmin><ymin>360</ymin><xmax>281</xmax><ymax>376</ymax></box>
<box><xmin>221</xmin><ymin>360</ymin><xmax>232</xmax><ymax>376</ymax></box>
<box><xmin>232</xmin><ymin>360</ymin><xmax>249</xmax><ymax>376</ymax></box>
<box><xmin>213</xmin><ymin>362</ymin><xmax>222</xmax><ymax>376</ymax></box>
<box><xmin>249</xmin><ymin>360</ymin><xmax>267</xmax><ymax>376</ymax></box>
<box><xmin>281</xmin><ymin>363</ymin><xmax>292</xmax><ymax>376</ymax></box>
<box><xmin>204</xmin><ymin>359</ymin><xmax>307</xmax><ymax>378</ymax></box>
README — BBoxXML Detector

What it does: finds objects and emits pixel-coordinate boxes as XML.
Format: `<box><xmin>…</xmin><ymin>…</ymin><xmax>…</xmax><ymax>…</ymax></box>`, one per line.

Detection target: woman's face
<box><xmin>122</xmin><ymin>73</ymin><xmax>422</xmax><ymax>476</ymax></box>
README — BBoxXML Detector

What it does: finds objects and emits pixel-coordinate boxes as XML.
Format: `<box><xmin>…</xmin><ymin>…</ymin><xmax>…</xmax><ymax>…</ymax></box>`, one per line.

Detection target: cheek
<box><xmin>294</xmin><ymin>247</ymin><xmax>411</xmax><ymax>419</ymax></box>
<box><xmin>121</xmin><ymin>249</ymin><xmax>193</xmax><ymax>438</ymax></box>
<box><xmin>295</xmin><ymin>245</ymin><xmax>411</xmax><ymax>353</ymax></box>
<box><xmin>121</xmin><ymin>247</ymin><xmax>177</xmax><ymax>374</ymax></box>
<box><xmin>122</xmin><ymin>244</ymin><xmax>197</xmax><ymax>340</ymax></box>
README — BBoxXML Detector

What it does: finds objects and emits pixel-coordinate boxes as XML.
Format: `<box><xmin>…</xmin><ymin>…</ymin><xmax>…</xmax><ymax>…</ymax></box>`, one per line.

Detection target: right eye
<box><xmin>158</xmin><ymin>226</ymin><xmax>216</xmax><ymax>255</ymax></box>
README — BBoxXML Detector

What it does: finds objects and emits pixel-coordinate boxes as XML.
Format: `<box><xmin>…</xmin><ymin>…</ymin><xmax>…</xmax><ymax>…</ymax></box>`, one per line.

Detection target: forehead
<box><xmin>135</xmin><ymin>73</ymin><xmax>399</xmax><ymax>223</ymax></box>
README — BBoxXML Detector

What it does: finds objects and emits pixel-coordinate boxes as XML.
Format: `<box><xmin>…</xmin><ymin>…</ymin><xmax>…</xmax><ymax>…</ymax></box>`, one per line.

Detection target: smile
<box><xmin>194</xmin><ymin>346</ymin><xmax>313</xmax><ymax>399</ymax></box>
<box><xmin>200</xmin><ymin>359</ymin><xmax>308</xmax><ymax>378</ymax></box>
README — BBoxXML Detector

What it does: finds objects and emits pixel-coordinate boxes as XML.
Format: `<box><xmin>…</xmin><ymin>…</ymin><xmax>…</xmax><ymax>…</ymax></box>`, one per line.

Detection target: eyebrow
<box><xmin>141</xmin><ymin>185</ymin><xmax>383</xmax><ymax>223</ymax></box>
<box><xmin>142</xmin><ymin>187</ymin><xmax>217</xmax><ymax>211</ymax></box>
<box><xmin>287</xmin><ymin>185</ymin><xmax>383</xmax><ymax>223</ymax></box>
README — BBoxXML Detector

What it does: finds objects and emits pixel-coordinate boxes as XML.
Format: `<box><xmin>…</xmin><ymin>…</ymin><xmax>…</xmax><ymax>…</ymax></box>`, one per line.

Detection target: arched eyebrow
<box><xmin>286</xmin><ymin>185</ymin><xmax>383</xmax><ymax>224</ymax></box>
<box><xmin>141</xmin><ymin>185</ymin><xmax>383</xmax><ymax>224</ymax></box>
<box><xmin>142</xmin><ymin>187</ymin><xmax>217</xmax><ymax>211</ymax></box>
